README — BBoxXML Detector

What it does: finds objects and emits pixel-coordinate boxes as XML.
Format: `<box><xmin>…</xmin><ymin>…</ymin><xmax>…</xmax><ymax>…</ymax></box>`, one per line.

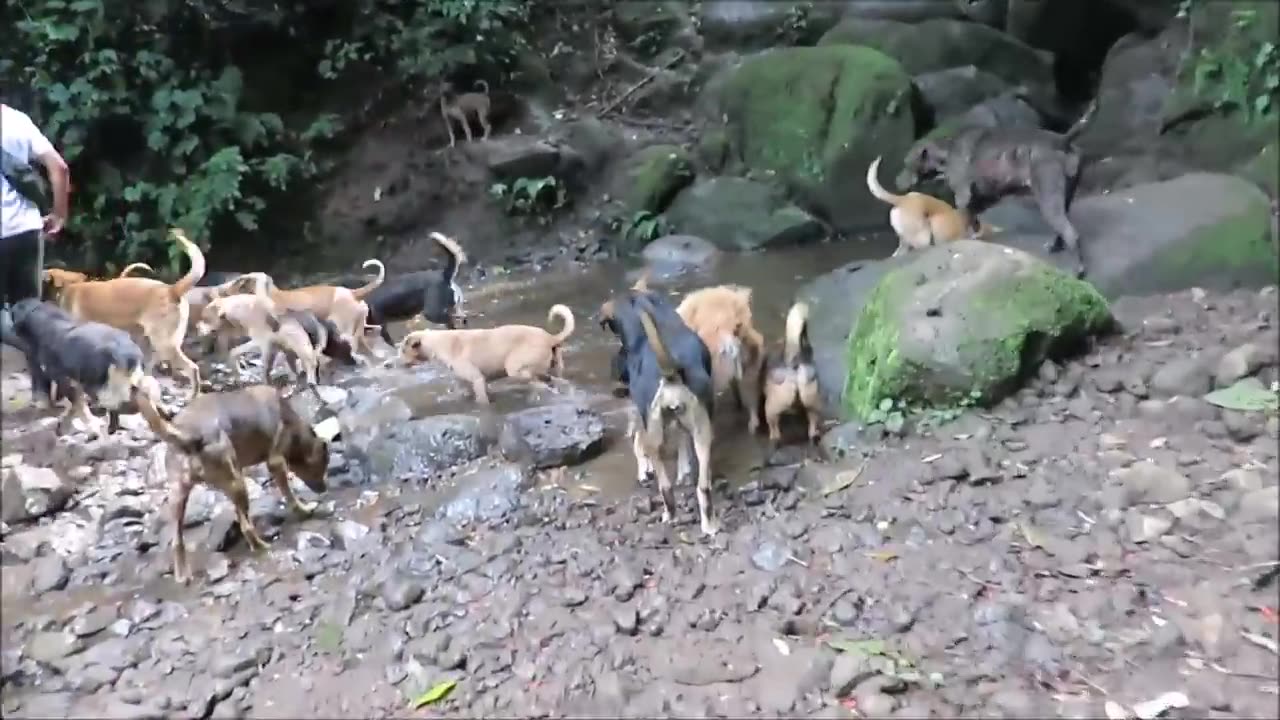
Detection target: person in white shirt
<box><xmin>1</xmin><ymin>102</ymin><xmax>71</xmax><ymax>311</ymax></box>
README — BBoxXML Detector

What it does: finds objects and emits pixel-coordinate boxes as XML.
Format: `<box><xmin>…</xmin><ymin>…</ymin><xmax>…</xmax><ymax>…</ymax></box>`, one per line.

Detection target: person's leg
<box><xmin>0</xmin><ymin>230</ymin><xmax>42</xmax><ymax>307</ymax></box>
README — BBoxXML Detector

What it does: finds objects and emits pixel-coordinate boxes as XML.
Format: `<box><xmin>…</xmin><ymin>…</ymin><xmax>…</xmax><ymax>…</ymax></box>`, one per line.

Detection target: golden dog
<box><xmin>675</xmin><ymin>284</ymin><xmax>765</xmax><ymax>433</ymax></box>
<box><xmin>43</xmin><ymin>262</ymin><xmax>154</xmax><ymax>300</ymax></box>
<box><xmin>866</xmin><ymin>156</ymin><xmax>999</xmax><ymax>257</ymax></box>
<box><xmin>398</xmin><ymin>304</ymin><xmax>575</xmax><ymax>404</ymax></box>
<box><xmin>229</xmin><ymin>260</ymin><xmax>385</xmax><ymax>353</ymax></box>
<box><xmin>760</xmin><ymin>301</ymin><xmax>823</xmax><ymax>448</ymax></box>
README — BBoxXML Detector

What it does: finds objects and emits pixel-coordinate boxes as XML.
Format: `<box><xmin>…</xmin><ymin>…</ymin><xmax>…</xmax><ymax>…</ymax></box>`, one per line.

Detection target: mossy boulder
<box><xmin>818</xmin><ymin>17</ymin><xmax>1054</xmax><ymax>91</ymax></box>
<box><xmin>1235</xmin><ymin>142</ymin><xmax>1279</xmax><ymax>200</ymax></box>
<box><xmin>715</xmin><ymin>45</ymin><xmax>918</xmax><ymax>231</ymax></box>
<box><xmin>621</xmin><ymin>144</ymin><xmax>695</xmax><ymax>215</ymax></box>
<box><xmin>842</xmin><ymin>241</ymin><xmax>1114</xmax><ymax>420</ymax></box>
<box><xmin>666</xmin><ymin>177</ymin><xmax>824</xmax><ymax>251</ymax></box>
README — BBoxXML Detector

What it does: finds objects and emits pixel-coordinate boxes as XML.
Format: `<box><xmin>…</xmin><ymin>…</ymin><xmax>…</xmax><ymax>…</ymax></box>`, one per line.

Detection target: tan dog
<box><xmin>398</xmin><ymin>304</ymin><xmax>574</xmax><ymax>404</ymax></box>
<box><xmin>55</xmin><ymin>229</ymin><xmax>205</xmax><ymax>394</ymax></box>
<box><xmin>183</xmin><ymin>276</ymin><xmax>262</xmax><ymax>346</ymax></box>
<box><xmin>866</xmin><ymin>156</ymin><xmax>999</xmax><ymax>257</ymax></box>
<box><xmin>760</xmin><ymin>302</ymin><xmax>823</xmax><ymax>448</ymax></box>
<box><xmin>228</xmin><ymin>260</ymin><xmax>386</xmax><ymax>353</ymax></box>
<box><xmin>43</xmin><ymin>262</ymin><xmax>154</xmax><ymax>299</ymax></box>
<box><xmin>675</xmin><ymin>284</ymin><xmax>766</xmax><ymax>434</ymax></box>
<box><xmin>197</xmin><ymin>294</ymin><xmax>284</xmax><ymax>380</ymax></box>
<box><xmin>440</xmin><ymin>80</ymin><xmax>492</xmax><ymax>147</ymax></box>
<box><xmin>133</xmin><ymin>384</ymin><xmax>339</xmax><ymax>583</ymax></box>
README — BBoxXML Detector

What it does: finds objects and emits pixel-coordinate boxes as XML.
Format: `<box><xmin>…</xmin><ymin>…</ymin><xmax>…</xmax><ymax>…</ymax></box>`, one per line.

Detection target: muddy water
<box><xmin>369</xmin><ymin>234</ymin><xmax>894</xmax><ymax>498</ymax></box>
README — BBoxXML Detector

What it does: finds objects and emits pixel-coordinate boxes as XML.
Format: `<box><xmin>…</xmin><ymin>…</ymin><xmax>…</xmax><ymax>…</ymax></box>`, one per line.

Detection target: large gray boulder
<box><xmin>339</xmin><ymin>396</ymin><xmax>498</xmax><ymax>481</ymax></box>
<box><xmin>666</xmin><ymin>178</ymin><xmax>825</xmax><ymax>251</ymax></box>
<box><xmin>499</xmin><ymin>402</ymin><xmax>606</xmax><ymax>469</ymax></box>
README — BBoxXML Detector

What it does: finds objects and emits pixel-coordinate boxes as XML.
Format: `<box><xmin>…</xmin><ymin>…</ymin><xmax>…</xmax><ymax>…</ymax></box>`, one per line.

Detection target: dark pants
<box><xmin>0</xmin><ymin>229</ymin><xmax>41</xmax><ymax>307</ymax></box>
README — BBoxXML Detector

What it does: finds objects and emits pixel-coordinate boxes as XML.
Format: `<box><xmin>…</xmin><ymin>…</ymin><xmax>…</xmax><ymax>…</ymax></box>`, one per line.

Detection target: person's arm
<box><xmin>36</xmin><ymin>147</ymin><xmax>70</xmax><ymax>235</ymax></box>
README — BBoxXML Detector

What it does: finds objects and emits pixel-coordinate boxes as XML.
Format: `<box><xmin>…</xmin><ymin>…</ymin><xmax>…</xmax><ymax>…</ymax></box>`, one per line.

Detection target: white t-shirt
<box><xmin>2</xmin><ymin>104</ymin><xmax>56</xmax><ymax>239</ymax></box>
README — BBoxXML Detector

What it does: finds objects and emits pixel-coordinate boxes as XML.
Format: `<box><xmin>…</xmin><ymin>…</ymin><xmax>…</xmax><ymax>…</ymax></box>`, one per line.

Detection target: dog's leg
<box><xmin>631</xmin><ymin>421</ymin><xmax>655</xmax><ymax>487</ymax></box>
<box><xmin>228</xmin><ymin>340</ymin><xmax>256</xmax><ymax>380</ymax></box>
<box><xmin>268</xmin><ymin>454</ymin><xmax>317</xmax><ymax>516</ymax></box>
<box><xmin>653</xmin><ymin>445</ymin><xmax>677</xmax><ymax>526</ymax></box>
<box><xmin>478</xmin><ymin>109</ymin><xmax>491</xmax><ymax>141</ymax></box>
<box><xmin>171</xmin><ymin>473</ymin><xmax>194</xmax><ymax>584</ymax></box>
<box><xmin>461</xmin><ymin>113</ymin><xmax>474</xmax><ymax>143</ymax></box>
<box><xmin>452</xmin><ymin>363</ymin><xmax>490</xmax><ymax>404</ymax></box>
<box><xmin>763</xmin><ymin>379</ymin><xmax>794</xmax><ymax>451</ymax></box>
<box><xmin>690</xmin><ymin>403</ymin><xmax>717</xmax><ymax>537</ymax></box>
<box><xmin>1031</xmin><ymin>158</ymin><xmax>1085</xmax><ymax>277</ymax></box>
<box><xmin>228</xmin><ymin>470</ymin><xmax>269</xmax><ymax>552</ymax></box>
<box><xmin>207</xmin><ymin>447</ymin><xmax>269</xmax><ymax>552</ymax></box>
<box><xmin>798</xmin><ymin>368</ymin><xmax>823</xmax><ymax>445</ymax></box>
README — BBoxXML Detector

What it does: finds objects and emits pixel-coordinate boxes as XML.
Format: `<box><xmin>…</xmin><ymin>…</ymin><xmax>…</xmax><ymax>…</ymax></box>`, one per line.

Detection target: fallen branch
<box><xmin>598</xmin><ymin>50</ymin><xmax>686</xmax><ymax>116</ymax></box>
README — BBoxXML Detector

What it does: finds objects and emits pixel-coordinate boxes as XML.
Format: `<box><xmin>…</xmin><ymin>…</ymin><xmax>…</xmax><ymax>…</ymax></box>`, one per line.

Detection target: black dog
<box><xmin>897</xmin><ymin>99</ymin><xmax>1098</xmax><ymax>277</ymax></box>
<box><xmin>363</xmin><ymin>232</ymin><xmax>467</xmax><ymax>345</ymax></box>
<box><xmin>8</xmin><ymin>299</ymin><xmax>148</xmax><ymax>433</ymax></box>
<box><xmin>285</xmin><ymin>309</ymin><xmax>358</xmax><ymax>366</ymax></box>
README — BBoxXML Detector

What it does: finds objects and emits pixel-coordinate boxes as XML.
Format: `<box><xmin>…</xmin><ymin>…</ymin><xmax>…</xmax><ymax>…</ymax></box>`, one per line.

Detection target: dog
<box><xmin>398</xmin><ymin>304</ymin><xmax>574</xmax><ymax>404</ymax></box>
<box><xmin>226</xmin><ymin>260</ymin><xmax>385</xmax><ymax>353</ymax></box>
<box><xmin>605</xmin><ymin>287</ymin><xmax>717</xmax><ymax>535</ymax></box>
<box><xmin>866</xmin><ymin>156</ymin><xmax>1000</xmax><ymax>257</ymax></box>
<box><xmin>674</xmin><ymin>283</ymin><xmax>766</xmax><ymax>433</ymax></box>
<box><xmin>760</xmin><ymin>301</ymin><xmax>823</xmax><ymax>449</ymax></box>
<box><xmin>43</xmin><ymin>262</ymin><xmax>154</xmax><ymax>300</ymax></box>
<box><xmin>439</xmin><ymin>80</ymin><xmax>492</xmax><ymax>147</ymax></box>
<box><xmin>7</xmin><ymin>299</ymin><xmax>148</xmax><ymax>435</ymax></box>
<box><xmin>896</xmin><ymin>100</ymin><xmax>1098</xmax><ymax>276</ymax></box>
<box><xmin>196</xmin><ymin>271</ymin><xmax>245</xmax><ymax>288</ymax></box>
<box><xmin>132</xmin><ymin>384</ymin><xmax>339</xmax><ymax>583</ymax></box>
<box><xmin>363</xmin><ymin>232</ymin><xmax>468</xmax><ymax>345</ymax></box>
<box><xmin>263</xmin><ymin>310</ymin><xmax>358</xmax><ymax>389</ymax></box>
<box><xmin>53</xmin><ymin>229</ymin><xmax>205</xmax><ymax>394</ymax></box>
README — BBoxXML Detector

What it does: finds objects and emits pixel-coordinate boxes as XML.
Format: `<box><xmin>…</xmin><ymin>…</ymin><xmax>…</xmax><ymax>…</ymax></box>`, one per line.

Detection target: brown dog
<box><xmin>398</xmin><ymin>304</ymin><xmax>575</xmax><ymax>404</ymax></box>
<box><xmin>760</xmin><ymin>301</ymin><xmax>822</xmax><ymax>448</ymax></box>
<box><xmin>196</xmin><ymin>294</ymin><xmax>284</xmax><ymax>380</ymax></box>
<box><xmin>55</xmin><ymin>229</ymin><xmax>205</xmax><ymax>395</ymax></box>
<box><xmin>229</xmin><ymin>260</ymin><xmax>386</xmax><ymax>353</ymax></box>
<box><xmin>866</xmin><ymin>156</ymin><xmax>1000</xmax><ymax>257</ymax></box>
<box><xmin>439</xmin><ymin>80</ymin><xmax>492</xmax><ymax>147</ymax></box>
<box><xmin>675</xmin><ymin>284</ymin><xmax>765</xmax><ymax>433</ymax></box>
<box><xmin>43</xmin><ymin>262</ymin><xmax>154</xmax><ymax>300</ymax></box>
<box><xmin>134</xmin><ymin>384</ymin><xmax>339</xmax><ymax>583</ymax></box>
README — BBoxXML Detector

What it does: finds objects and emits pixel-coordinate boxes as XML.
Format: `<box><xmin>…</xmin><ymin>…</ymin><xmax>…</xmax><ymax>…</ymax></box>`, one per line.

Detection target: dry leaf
<box><xmin>1241</xmin><ymin>631</ymin><xmax>1279</xmax><ymax>655</ymax></box>
<box><xmin>772</xmin><ymin>637</ymin><xmax>791</xmax><ymax>656</ymax></box>
<box><xmin>864</xmin><ymin>550</ymin><xmax>898</xmax><ymax>562</ymax></box>
<box><xmin>1132</xmin><ymin>691</ymin><xmax>1189</xmax><ymax>719</ymax></box>
<box><xmin>1018</xmin><ymin>521</ymin><xmax>1049</xmax><ymax>550</ymax></box>
<box><xmin>822</xmin><ymin>462</ymin><xmax>866</xmax><ymax>496</ymax></box>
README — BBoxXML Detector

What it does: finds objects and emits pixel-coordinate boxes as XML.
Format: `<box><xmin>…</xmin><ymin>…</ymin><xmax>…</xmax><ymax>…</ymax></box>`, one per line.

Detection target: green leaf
<box><xmin>1203</xmin><ymin>378</ymin><xmax>1279</xmax><ymax>413</ymax></box>
<box><xmin>826</xmin><ymin>637</ymin><xmax>887</xmax><ymax>656</ymax></box>
<box><xmin>410</xmin><ymin>679</ymin><xmax>457</xmax><ymax>709</ymax></box>
<box><xmin>878</xmin><ymin>398</ymin><xmax>893</xmax><ymax>412</ymax></box>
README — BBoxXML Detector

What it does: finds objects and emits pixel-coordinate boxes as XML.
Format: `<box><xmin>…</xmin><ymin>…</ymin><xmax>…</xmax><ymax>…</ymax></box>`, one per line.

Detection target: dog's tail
<box><xmin>783</xmin><ymin>301</ymin><xmax>812</xmax><ymax>367</ymax></box>
<box><xmin>636</xmin><ymin>308</ymin><xmax>679</xmax><ymax>381</ymax></box>
<box><xmin>430</xmin><ymin>232</ymin><xmax>467</xmax><ymax>282</ymax></box>
<box><xmin>866</xmin><ymin>156</ymin><xmax>906</xmax><ymax>206</ymax></box>
<box><xmin>718</xmin><ymin>332</ymin><xmax>743</xmax><ymax>382</ymax></box>
<box><xmin>546</xmin><ymin>304</ymin><xmax>575</xmax><ymax>345</ymax></box>
<box><xmin>475</xmin><ymin>80</ymin><xmax>490</xmax><ymax>96</ymax></box>
<box><xmin>631</xmin><ymin>271</ymin><xmax>652</xmax><ymax>293</ymax></box>
<box><xmin>118</xmin><ymin>262</ymin><xmax>154</xmax><ymax>278</ymax></box>
<box><xmin>133</xmin><ymin>387</ymin><xmax>202</xmax><ymax>454</ymax></box>
<box><xmin>1063</xmin><ymin>97</ymin><xmax>1100</xmax><ymax>142</ymax></box>
<box><xmin>168</xmin><ymin>229</ymin><xmax>207</xmax><ymax>300</ymax></box>
<box><xmin>351</xmin><ymin>259</ymin><xmax>386</xmax><ymax>301</ymax></box>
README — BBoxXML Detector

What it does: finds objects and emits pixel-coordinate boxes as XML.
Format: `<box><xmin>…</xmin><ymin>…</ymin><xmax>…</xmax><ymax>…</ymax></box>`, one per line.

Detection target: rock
<box><xmin>1</xmin><ymin>465</ymin><xmax>72</xmax><ymax>524</ymax></box>
<box><xmin>619</xmin><ymin>144</ymin><xmax>694</xmax><ymax>216</ymax></box>
<box><xmin>498</xmin><ymin>403</ymin><xmax>605</xmax><ymax>469</ymax></box>
<box><xmin>345</xmin><ymin>412</ymin><xmax>496</xmax><ymax>482</ymax></box>
<box><xmin>381</xmin><ymin>576</ymin><xmax>425</xmax><ymax>611</ymax></box>
<box><xmin>1150</xmin><ymin>357</ymin><xmax>1213</xmax><ymax>398</ymax></box>
<box><xmin>437</xmin><ymin>463</ymin><xmax>531</xmax><ymax>525</ymax></box>
<box><xmin>818</xmin><ymin>17</ymin><xmax>1054</xmax><ymax>90</ymax></box>
<box><xmin>1125</xmin><ymin>510</ymin><xmax>1174</xmax><ymax>543</ymax></box>
<box><xmin>980</xmin><ymin>174</ymin><xmax>1279</xmax><ymax>296</ymax></box>
<box><xmin>1216</xmin><ymin>342</ymin><xmax>1278</xmax><ymax>387</ymax></box>
<box><xmin>697</xmin><ymin>0</ymin><xmax>845</xmax><ymax>51</ymax></box>
<box><xmin>641</xmin><ymin>234</ymin><xmax>723</xmax><ymax>276</ymax></box>
<box><xmin>828</xmin><ymin>652</ymin><xmax>877</xmax><ymax>697</ymax></box>
<box><xmin>1116</xmin><ymin>461</ymin><xmax>1192</xmax><ymax>505</ymax></box>
<box><xmin>1234</xmin><ymin>486</ymin><xmax>1280</xmax><ymax>524</ymax></box>
<box><xmin>839</xmin><ymin>241</ymin><xmax>1114</xmax><ymax>420</ymax></box>
<box><xmin>710</xmin><ymin>44</ymin><xmax>917</xmax><ymax>232</ymax></box>
<box><xmin>483</xmin><ymin>136</ymin><xmax>575</xmax><ymax>185</ymax></box>
<box><xmin>912</xmin><ymin>65</ymin><xmax>1012</xmax><ymax>124</ymax></box>
<box><xmin>665</xmin><ymin>177</ymin><xmax>824</xmax><ymax>251</ymax></box>
<box><xmin>30</xmin><ymin>555</ymin><xmax>70</xmax><ymax>595</ymax></box>
<box><xmin>25</xmin><ymin>631</ymin><xmax>83</xmax><ymax>665</ymax></box>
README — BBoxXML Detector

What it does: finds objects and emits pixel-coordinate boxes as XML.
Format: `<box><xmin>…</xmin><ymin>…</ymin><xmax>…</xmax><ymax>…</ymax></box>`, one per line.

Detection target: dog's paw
<box><xmin>292</xmin><ymin>499</ymin><xmax>318</xmax><ymax>516</ymax></box>
<box><xmin>700</xmin><ymin>518</ymin><xmax>720</xmax><ymax>537</ymax></box>
<box><xmin>660</xmin><ymin>509</ymin><xmax>673</xmax><ymax>524</ymax></box>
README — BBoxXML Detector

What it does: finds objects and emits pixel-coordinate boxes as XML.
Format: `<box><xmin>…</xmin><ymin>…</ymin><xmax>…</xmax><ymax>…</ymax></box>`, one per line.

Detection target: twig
<box><xmin>598</xmin><ymin>49</ymin><xmax>686</xmax><ymax>116</ymax></box>
<box><xmin>1235</xmin><ymin>560</ymin><xmax>1280</xmax><ymax>571</ymax></box>
<box><xmin>1073</xmin><ymin>665</ymin><xmax>1110</xmax><ymax>696</ymax></box>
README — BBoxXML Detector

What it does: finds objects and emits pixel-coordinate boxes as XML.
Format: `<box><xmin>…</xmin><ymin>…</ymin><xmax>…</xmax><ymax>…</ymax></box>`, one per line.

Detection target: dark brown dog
<box><xmin>897</xmin><ymin>100</ymin><xmax>1098</xmax><ymax>277</ymax></box>
<box><xmin>439</xmin><ymin>80</ymin><xmax>492</xmax><ymax>147</ymax></box>
<box><xmin>134</xmin><ymin>384</ymin><xmax>340</xmax><ymax>583</ymax></box>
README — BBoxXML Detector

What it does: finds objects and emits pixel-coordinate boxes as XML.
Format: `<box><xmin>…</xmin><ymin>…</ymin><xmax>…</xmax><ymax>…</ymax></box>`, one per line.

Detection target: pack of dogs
<box><xmin>3</xmin><ymin>107</ymin><xmax>1098</xmax><ymax>583</ymax></box>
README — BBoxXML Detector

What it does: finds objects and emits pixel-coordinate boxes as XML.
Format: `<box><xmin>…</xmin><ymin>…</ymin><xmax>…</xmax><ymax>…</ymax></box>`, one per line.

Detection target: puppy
<box><xmin>398</xmin><ymin>304</ymin><xmax>574</xmax><ymax>404</ymax></box>
<box><xmin>43</xmin><ymin>262</ymin><xmax>154</xmax><ymax>300</ymax></box>
<box><xmin>440</xmin><ymin>80</ymin><xmax>492</xmax><ymax>147</ymax></box>
<box><xmin>760</xmin><ymin>302</ymin><xmax>823</xmax><ymax>448</ymax></box>
<box><xmin>133</xmin><ymin>384</ymin><xmax>338</xmax><ymax>583</ymax></box>
<box><xmin>607</xmin><ymin>288</ymin><xmax>717</xmax><ymax>535</ymax></box>
<box><xmin>675</xmin><ymin>283</ymin><xmax>766</xmax><ymax>433</ymax></box>
<box><xmin>363</xmin><ymin>232</ymin><xmax>468</xmax><ymax>345</ymax></box>
<box><xmin>197</xmin><ymin>294</ymin><xmax>284</xmax><ymax>382</ymax></box>
<box><xmin>8</xmin><ymin>299</ymin><xmax>148</xmax><ymax>435</ymax></box>
<box><xmin>54</xmin><ymin>228</ymin><xmax>205</xmax><ymax>394</ymax></box>
<box><xmin>896</xmin><ymin>100</ymin><xmax>1098</xmax><ymax>276</ymax></box>
<box><xmin>262</xmin><ymin>310</ymin><xmax>358</xmax><ymax>390</ymax></box>
<box><xmin>228</xmin><ymin>260</ymin><xmax>386</xmax><ymax>353</ymax></box>
<box><xmin>866</xmin><ymin>156</ymin><xmax>1000</xmax><ymax>257</ymax></box>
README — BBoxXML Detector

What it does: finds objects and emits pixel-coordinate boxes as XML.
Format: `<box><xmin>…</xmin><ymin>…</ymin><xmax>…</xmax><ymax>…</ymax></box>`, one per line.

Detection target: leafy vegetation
<box><xmin>489</xmin><ymin>176</ymin><xmax>569</xmax><ymax>221</ymax></box>
<box><xmin>1178</xmin><ymin>0</ymin><xmax>1280</xmax><ymax>122</ymax></box>
<box><xmin>2</xmin><ymin>0</ymin><xmax>531</xmax><ymax>270</ymax></box>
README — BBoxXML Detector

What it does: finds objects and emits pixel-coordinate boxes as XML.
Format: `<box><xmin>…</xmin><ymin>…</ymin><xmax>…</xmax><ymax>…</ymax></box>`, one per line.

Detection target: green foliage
<box><xmin>489</xmin><ymin>176</ymin><xmax>567</xmax><ymax>221</ymax></box>
<box><xmin>1181</xmin><ymin>1</ymin><xmax>1280</xmax><ymax>121</ymax></box>
<box><xmin>2</xmin><ymin>0</ymin><xmax>529</xmax><ymax>269</ymax></box>
<box><xmin>863</xmin><ymin>389</ymin><xmax>984</xmax><ymax>435</ymax></box>
<box><xmin>622</xmin><ymin>210</ymin><xmax>669</xmax><ymax>245</ymax></box>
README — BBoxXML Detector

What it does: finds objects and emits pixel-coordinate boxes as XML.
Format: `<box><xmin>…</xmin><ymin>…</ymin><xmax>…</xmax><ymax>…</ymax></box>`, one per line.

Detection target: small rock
<box><xmin>1221</xmin><ymin>468</ymin><xmax>1264</xmax><ymax>491</ymax></box>
<box><xmin>1125</xmin><ymin>510</ymin><xmax>1174</xmax><ymax>543</ymax></box>
<box><xmin>828</xmin><ymin>652</ymin><xmax>875</xmax><ymax>697</ymax></box>
<box><xmin>612</xmin><ymin>604</ymin><xmax>639</xmax><ymax>636</ymax></box>
<box><xmin>1150</xmin><ymin>357</ymin><xmax>1212</xmax><ymax>398</ymax></box>
<box><xmin>1</xmin><ymin>465</ymin><xmax>72</xmax><ymax>524</ymax></box>
<box><xmin>1234</xmin><ymin>486</ymin><xmax>1279</xmax><ymax>524</ymax></box>
<box><xmin>1116</xmin><ymin>461</ymin><xmax>1192</xmax><ymax>505</ymax></box>
<box><xmin>30</xmin><ymin>555</ymin><xmax>70</xmax><ymax>595</ymax></box>
<box><xmin>381</xmin><ymin>577</ymin><xmax>425</xmax><ymax>611</ymax></box>
<box><xmin>1215</xmin><ymin>342</ymin><xmax>1276</xmax><ymax>387</ymax></box>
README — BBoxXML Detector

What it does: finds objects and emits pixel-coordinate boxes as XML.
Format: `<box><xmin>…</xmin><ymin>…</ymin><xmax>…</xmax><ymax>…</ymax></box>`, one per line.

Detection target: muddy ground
<box><xmin>2</xmin><ymin>282</ymin><xmax>1278</xmax><ymax>719</ymax></box>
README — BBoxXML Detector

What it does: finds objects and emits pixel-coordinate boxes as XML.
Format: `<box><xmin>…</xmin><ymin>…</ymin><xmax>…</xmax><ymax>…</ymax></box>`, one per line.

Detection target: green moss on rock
<box><xmin>623</xmin><ymin>144</ymin><xmax>695</xmax><ymax>214</ymax></box>
<box><xmin>1149</xmin><ymin>196</ymin><xmax>1278</xmax><ymax>291</ymax></box>
<box><xmin>843</xmin><ymin>241</ymin><xmax>1114</xmax><ymax>421</ymax></box>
